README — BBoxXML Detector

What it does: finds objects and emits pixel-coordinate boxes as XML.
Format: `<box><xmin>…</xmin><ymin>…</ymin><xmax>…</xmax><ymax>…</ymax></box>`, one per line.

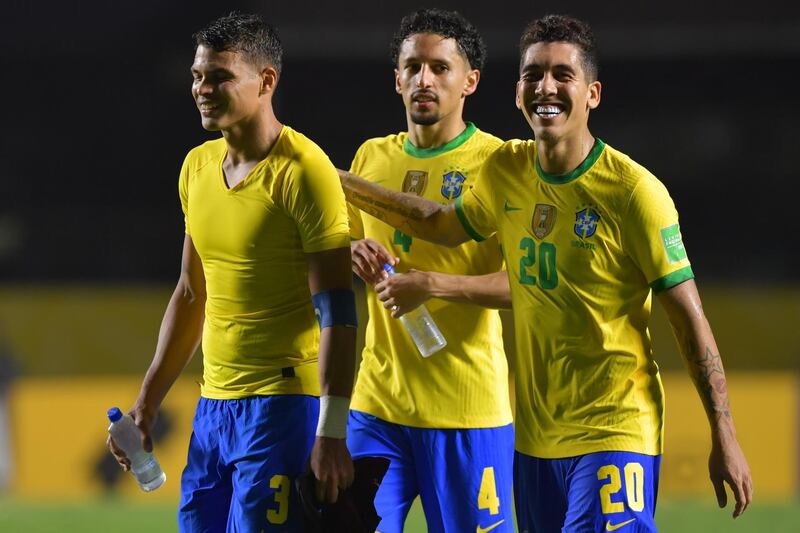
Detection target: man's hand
<box><xmin>106</xmin><ymin>403</ymin><xmax>157</xmax><ymax>471</ymax></box>
<box><xmin>351</xmin><ymin>239</ymin><xmax>397</xmax><ymax>285</ymax></box>
<box><xmin>310</xmin><ymin>436</ymin><xmax>354</xmax><ymax>503</ymax></box>
<box><xmin>709</xmin><ymin>433</ymin><xmax>753</xmax><ymax>518</ymax></box>
<box><xmin>375</xmin><ymin>269</ymin><xmax>432</xmax><ymax>318</ymax></box>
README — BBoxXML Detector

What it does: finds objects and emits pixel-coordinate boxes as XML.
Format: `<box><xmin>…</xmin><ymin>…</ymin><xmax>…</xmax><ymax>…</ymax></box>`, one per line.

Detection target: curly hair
<box><xmin>518</xmin><ymin>14</ymin><xmax>598</xmax><ymax>81</ymax></box>
<box><xmin>390</xmin><ymin>8</ymin><xmax>487</xmax><ymax>71</ymax></box>
<box><xmin>193</xmin><ymin>11</ymin><xmax>283</xmax><ymax>73</ymax></box>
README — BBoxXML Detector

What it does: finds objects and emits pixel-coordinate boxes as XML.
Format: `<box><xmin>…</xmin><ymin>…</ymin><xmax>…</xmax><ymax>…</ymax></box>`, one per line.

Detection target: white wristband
<box><xmin>316</xmin><ymin>395</ymin><xmax>350</xmax><ymax>439</ymax></box>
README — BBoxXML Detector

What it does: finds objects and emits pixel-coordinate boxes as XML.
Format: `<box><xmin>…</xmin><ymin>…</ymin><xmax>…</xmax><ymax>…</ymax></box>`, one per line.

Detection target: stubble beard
<box><xmin>410</xmin><ymin>111</ymin><xmax>440</xmax><ymax>126</ymax></box>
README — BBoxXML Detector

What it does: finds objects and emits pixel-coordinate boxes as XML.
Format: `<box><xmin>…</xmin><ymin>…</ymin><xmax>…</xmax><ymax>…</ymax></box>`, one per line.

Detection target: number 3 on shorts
<box><xmin>266</xmin><ymin>474</ymin><xmax>290</xmax><ymax>524</ymax></box>
<box><xmin>478</xmin><ymin>466</ymin><xmax>500</xmax><ymax>515</ymax></box>
<box><xmin>597</xmin><ymin>463</ymin><xmax>645</xmax><ymax>514</ymax></box>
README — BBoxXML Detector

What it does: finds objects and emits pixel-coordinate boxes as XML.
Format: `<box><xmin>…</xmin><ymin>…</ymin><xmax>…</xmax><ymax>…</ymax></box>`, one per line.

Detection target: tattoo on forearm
<box><xmin>686</xmin><ymin>343</ymin><xmax>732</xmax><ymax>421</ymax></box>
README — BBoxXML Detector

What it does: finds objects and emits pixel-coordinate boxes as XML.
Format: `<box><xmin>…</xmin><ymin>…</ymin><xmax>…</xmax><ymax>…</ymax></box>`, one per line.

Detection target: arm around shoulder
<box><xmin>337</xmin><ymin>169</ymin><xmax>470</xmax><ymax>247</ymax></box>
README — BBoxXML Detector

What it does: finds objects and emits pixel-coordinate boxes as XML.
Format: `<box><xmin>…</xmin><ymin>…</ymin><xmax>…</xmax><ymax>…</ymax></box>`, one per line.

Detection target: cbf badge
<box><xmin>402</xmin><ymin>170</ymin><xmax>428</xmax><ymax>196</ymax></box>
<box><xmin>532</xmin><ymin>204</ymin><xmax>557</xmax><ymax>239</ymax></box>
<box><xmin>441</xmin><ymin>170</ymin><xmax>466</xmax><ymax>200</ymax></box>
<box><xmin>574</xmin><ymin>205</ymin><xmax>601</xmax><ymax>238</ymax></box>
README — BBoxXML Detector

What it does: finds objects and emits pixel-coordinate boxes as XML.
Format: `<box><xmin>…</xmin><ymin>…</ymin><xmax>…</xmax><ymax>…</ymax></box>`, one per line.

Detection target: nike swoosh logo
<box><xmin>503</xmin><ymin>200</ymin><xmax>521</xmax><ymax>212</ymax></box>
<box><xmin>606</xmin><ymin>518</ymin><xmax>636</xmax><ymax>531</ymax></box>
<box><xmin>476</xmin><ymin>519</ymin><xmax>505</xmax><ymax>533</ymax></box>
<box><xmin>373</xmin><ymin>179</ymin><xmax>387</xmax><ymax>184</ymax></box>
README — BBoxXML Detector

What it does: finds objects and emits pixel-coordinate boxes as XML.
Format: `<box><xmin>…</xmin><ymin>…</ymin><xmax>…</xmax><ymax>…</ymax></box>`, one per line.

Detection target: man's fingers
<box><xmin>730</xmin><ymin>476</ymin><xmax>749</xmax><ymax>518</ymax></box>
<box><xmin>712</xmin><ymin>476</ymin><xmax>727</xmax><ymax>508</ymax></box>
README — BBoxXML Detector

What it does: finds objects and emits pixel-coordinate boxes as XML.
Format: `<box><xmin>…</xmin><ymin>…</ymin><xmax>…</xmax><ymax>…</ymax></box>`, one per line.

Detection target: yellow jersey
<box><xmin>179</xmin><ymin>127</ymin><xmax>350</xmax><ymax>399</ymax></box>
<box><xmin>349</xmin><ymin>123</ymin><xmax>512</xmax><ymax>428</ymax></box>
<box><xmin>455</xmin><ymin>138</ymin><xmax>693</xmax><ymax>457</ymax></box>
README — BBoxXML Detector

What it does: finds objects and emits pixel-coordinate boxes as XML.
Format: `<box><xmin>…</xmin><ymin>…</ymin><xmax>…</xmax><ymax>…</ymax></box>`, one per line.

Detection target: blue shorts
<box><xmin>514</xmin><ymin>450</ymin><xmax>661</xmax><ymax>533</ymax></box>
<box><xmin>347</xmin><ymin>410</ymin><xmax>515</xmax><ymax>533</ymax></box>
<box><xmin>178</xmin><ymin>395</ymin><xmax>319</xmax><ymax>533</ymax></box>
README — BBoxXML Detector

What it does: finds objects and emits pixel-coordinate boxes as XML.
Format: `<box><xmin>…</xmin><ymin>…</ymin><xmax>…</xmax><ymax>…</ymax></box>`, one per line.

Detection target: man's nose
<box><xmin>416</xmin><ymin>64</ymin><xmax>434</xmax><ymax>88</ymax></box>
<box><xmin>535</xmin><ymin>72</ymin><xmax>557</xmax><ymax>96</ymax></box>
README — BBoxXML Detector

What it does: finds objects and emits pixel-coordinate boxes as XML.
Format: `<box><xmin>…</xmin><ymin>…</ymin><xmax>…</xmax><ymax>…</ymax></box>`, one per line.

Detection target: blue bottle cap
<box><xmin>383</xmin><ymin>263</ymin><xmax>396</xmax><ymax>275</ymax></box>
<box><xmin>107</xmin><ymin>407</ymin><xmax>123</xmax><ymax>422</ymax></box>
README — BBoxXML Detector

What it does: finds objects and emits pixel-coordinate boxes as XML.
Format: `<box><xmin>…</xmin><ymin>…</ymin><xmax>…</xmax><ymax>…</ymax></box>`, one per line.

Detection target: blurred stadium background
<box><xmin>0</xmin><ymin>0</ymin><xmax>797</xmax><ymax>531</ymax></box>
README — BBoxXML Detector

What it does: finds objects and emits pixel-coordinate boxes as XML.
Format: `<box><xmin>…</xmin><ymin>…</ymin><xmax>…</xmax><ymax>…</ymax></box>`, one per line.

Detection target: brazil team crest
<box><xmin>402</xmin><ymin>170</ymin><xmax>428</xmax><ymax>196</ymax></box>
<box><xmin>574</xmin><ymin>205</ymin><xmax>601</xmax><ymax>238</ymax></box>
<box><xmin>531</xmin><ymin>204</ymin><xmax>557</xmax><ymax>239</ymax></box>
<box><xmin>441</xmin><ymin>170</ymin><xmax>466</xmax><ymax>200</ymax></box>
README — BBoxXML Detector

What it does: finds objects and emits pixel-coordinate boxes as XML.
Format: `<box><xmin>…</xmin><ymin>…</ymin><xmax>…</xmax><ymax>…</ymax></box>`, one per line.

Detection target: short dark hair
<box><xmin>193</xmin><ymin>11</ymin><xmax>283</xmax><ymax>73</ymax></box>
<box><xmin>519</xmin><ymin>14</ymin><xmax>598</xmax><ymax>81</ymax></box>
<box><xmin>390</xmin><ymin>9</ymin><xmax>487</xmax><ymax>71</ymax></box>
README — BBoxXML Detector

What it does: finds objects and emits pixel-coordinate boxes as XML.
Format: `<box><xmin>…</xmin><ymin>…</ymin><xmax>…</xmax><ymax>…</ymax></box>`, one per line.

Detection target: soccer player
<box><xmin>338</xmin><ymin>14</ymin><xmax>753</xmax><ymax>532</ymax></box>
<box><xmin>107</xmin><ymin>12</ymin><xmax>356</xmax><ymax>532</ymax></box>
<box><xmin>345</xmin><ymin>9</ymin><xmax>515</xmax><ymax>533</ymax></box>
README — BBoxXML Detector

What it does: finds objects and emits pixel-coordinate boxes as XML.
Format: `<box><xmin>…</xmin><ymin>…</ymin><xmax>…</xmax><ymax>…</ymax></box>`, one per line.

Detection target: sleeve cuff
<box><xmin>454</xmin><ymin>196</ymin><xmax>486</xmax><ymax>242</ymax></box>
<box><xmin>650</xmin><ymin>265</ymin><xmax>694</xmax><ymax>294</ymax></box>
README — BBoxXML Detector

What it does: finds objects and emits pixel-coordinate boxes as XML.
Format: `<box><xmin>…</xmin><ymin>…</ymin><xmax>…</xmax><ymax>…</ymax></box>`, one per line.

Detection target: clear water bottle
<box><xmin>107</xmin><ymin>407</ymin><xmax>166</xmax><ymax>492</ymax></box>
<box><xmin>383</xmin><ymin>264</ymin><xmax>447</xmax><ymax>357</ymax></box>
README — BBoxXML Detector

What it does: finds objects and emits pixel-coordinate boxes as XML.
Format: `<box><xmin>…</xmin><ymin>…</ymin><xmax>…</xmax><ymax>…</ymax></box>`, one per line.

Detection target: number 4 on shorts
<box><xmin>478</xmin><ymin>466</ymin><xmax>500</xmax><ymax>515</ymax></box>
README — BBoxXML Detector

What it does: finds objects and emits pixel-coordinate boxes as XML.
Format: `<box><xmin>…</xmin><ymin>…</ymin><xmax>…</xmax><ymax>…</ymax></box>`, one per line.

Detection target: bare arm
<box><xmin>338</xmin><ymin>169</ymin><xmax>470</xmax><ymax>247</ymax></box>
<box><xmin>658</xmin><ymin>279</ymin><xmax>753</xmax><ymax>518</ymax></box>
<box><xmin>108</xmin><ymin>235</ymin><xmax>206</xmax><ymax>465</ymax></box>
<box><xmin>306</xmin><ymin>246</ymin><xmax>357</xmax><ymax>502</ymax></box>
<box><xmin>377</xmin><ymin>269</ymin><xmax>511</xmax><ymax>317</ymax></box>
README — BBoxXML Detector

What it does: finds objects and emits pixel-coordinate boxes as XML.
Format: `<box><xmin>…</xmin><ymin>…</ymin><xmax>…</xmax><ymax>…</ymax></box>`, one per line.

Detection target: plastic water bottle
<box><xmin>107</xmin><ymin>407</ymin><xmax>166</xmax><ymax>492</ymax></box>
<box><xmin>383</xmin><ymin>264</ymin><xmax>447</xmax><ymax>357</ymax></box>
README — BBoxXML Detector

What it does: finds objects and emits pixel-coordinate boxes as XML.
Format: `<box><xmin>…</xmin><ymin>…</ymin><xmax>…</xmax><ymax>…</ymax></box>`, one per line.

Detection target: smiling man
<box><xmin>107</xmin><ymin>12</ymin><xmax>357</xmax><ymax>532</ymax></box>
<box><xmin>338</xmin><ymin>14</ymin><xmax>753</xmax><ymax>533</ymax></box>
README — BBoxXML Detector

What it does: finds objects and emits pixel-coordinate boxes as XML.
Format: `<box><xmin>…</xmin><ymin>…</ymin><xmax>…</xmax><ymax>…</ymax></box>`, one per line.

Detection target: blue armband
<box><xmin>311</xmin><ymin>289</ymin><xmax>358</xmax><ymax>329</ymax></box>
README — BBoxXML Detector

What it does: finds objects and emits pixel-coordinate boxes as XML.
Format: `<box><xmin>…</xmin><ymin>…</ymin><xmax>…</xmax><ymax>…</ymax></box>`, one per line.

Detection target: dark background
<box><xmin>1</xmin><ymin>0</ymin><xmax>798</xmax><ymax>282</ymax></box>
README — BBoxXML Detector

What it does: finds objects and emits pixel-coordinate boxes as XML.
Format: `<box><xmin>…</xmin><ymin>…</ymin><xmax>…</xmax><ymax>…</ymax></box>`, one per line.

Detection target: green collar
<box><xmin>535</xmin><ymin>138</ymin><xmax>606</xmax><ymax>184</ymax></box>
<box><xmin>403</xmin><ymin>122</ymin><xmax>477</xmax><ymax>158</ymax></box>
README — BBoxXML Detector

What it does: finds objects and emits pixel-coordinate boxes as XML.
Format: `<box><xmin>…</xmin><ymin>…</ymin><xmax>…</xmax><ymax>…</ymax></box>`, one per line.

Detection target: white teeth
<box><xmin>536</xmin><ymin>105</ymin><xmax>562</xmax><ymax>117</ymax></box>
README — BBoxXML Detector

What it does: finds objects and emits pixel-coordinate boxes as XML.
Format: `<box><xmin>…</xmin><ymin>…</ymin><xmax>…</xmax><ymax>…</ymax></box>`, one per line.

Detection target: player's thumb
<box><xmin>712</xmin><ymin>477</ymin><xmax>727</xmax><ymax>508</ymax></box>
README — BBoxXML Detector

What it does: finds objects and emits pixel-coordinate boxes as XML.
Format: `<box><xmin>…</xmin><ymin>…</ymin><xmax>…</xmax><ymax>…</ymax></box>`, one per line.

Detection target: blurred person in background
<box><xmin>106</xmin><ymin>12</ymin><xmax>356</xmax><ymax>532</ymax></box>
<box><xmin>345</xmin><ymin>9</ymin><xmax>514</xmax><ymax>533</ymax></box>
<box><xmin>0</xmin><ymin>334</ymin><xmax>18</xmax><ymax>492</ymax></box>
<box><xmin>338</xmin><ymin>13</ymin><xmax>752</xmax><ymax>533</ymax></box>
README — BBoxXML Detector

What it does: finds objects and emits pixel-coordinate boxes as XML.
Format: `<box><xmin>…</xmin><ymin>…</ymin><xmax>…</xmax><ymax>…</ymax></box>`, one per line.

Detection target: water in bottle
<box><xmin>383</xmin><ymin>264</ymin><xmax>447</xmax><ymax>357</ymax></box>
<box><xmin>107</xmin><ymin>407</ymin><xmax>166</xmax><ymax>492</ymax></box>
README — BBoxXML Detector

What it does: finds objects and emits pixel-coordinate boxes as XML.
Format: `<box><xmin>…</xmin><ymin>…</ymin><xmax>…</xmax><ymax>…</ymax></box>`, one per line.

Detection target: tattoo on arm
<box><xmin>683</xmin><ymin>338</ymin><xmax>732</xmax><ymax>422</ymax></box>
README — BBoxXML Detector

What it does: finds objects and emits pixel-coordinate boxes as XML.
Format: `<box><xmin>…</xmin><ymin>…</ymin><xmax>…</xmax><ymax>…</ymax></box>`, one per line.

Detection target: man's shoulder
<box><xmin>182</xmin><ymin>138</ymin><xmax>226</xmax><ymax>176</ymax></box>
<box><xmin>356</xmin><ymin>132</ymin><xmax>405</xmax><ymax>155</ymax></box>
<box><xmin>597</xmin><ymin>142</ymin><xmax>662</xmax><ymax>192</ymax></box>
<box><xmin>488</xmin><ymin>138</ymin><xmax>535</xmax><ymax>169</ymax></box>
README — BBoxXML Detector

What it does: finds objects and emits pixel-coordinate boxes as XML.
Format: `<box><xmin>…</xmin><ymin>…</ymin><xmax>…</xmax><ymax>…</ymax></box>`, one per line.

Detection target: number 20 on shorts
<box><xmin>597</xmin><ymin>463</ymin><xmax>645</xmax><ymax>514</ymax></box>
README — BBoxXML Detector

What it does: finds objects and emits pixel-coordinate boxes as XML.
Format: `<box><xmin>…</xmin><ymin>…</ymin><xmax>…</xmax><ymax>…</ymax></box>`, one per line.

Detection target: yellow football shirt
<box><xmin>349</xmin><ymin>123</ymin><xmax>512</xmax><ymax>428</ymax></box>
<box><xmin>178</xmin><ymin>127</ymin><xmax>350</xmax><ymax>399</ymax></box>
<box><xmin>455</xmin><ymin>138</ymin><xmax>693</xmax><ymax>457</ymax></box>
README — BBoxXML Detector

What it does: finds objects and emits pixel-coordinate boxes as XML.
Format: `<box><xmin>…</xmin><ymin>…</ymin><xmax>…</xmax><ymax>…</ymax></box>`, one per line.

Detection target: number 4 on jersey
<box><xmin>393</xmin><ymin>229</ymin><xmax>413</xmax><ymax>252</ymax></box>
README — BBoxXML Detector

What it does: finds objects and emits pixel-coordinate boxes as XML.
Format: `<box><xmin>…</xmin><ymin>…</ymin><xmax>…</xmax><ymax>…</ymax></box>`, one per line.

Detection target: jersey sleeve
<box><xmin>346</xmin><ymin>145</ymin><xmax>367</xmax><ymax>240</ymax></box>
<box><xmin>178</xmin><ymin>153</ymin><xmax>191</xmax><ymax>236</ymax></box>
<box><xmin>623</xmin><ymin>175</ymin><xmax>694</xmax><ymax>293</ymax></box>
<box><xmin>453</xmin><ymin>152</ymin><xmax>500</xmax><ymax>242</ymax></box>
<box><xmin>282</xmin><ymin>150</ymin><xmax>351</xmax><ymax>253</ymax></box>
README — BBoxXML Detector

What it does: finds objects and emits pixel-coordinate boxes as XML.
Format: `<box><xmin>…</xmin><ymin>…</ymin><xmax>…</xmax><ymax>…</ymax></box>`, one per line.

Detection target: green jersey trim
<box><xmin>650</xmin><ymin>266</ymin><xmax>694</xmax><ymax>294</ymax></box>
<box><xmin>454</xmin><ymin>196</ymin><xmax>486</xmax><ymax>242</ymax></box>
<box><xmin>535</xmin><ymin>138</ymin><xmax>606</xmax><ymax>184</ymax></box>
<box><xmin>403</xmin><ymin>122</ymin><xmax>477</xmax><ymax>158</ymax></box>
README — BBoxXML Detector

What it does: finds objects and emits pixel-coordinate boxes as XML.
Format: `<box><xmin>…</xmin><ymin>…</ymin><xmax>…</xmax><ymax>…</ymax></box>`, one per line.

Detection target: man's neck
<box><xmin>222</xmin><ymin>108</ymin><xmax>282</xmax><ymax>165</ymax></box>
<box><xmin>407</xmin><ymin>114</ymin><xmax>467</xmax><ymax>150</ymax></box>
<box><xmin>536</xmin><ymin>130</ymin><xmax>596</xmax><ymax>176</ymax></box>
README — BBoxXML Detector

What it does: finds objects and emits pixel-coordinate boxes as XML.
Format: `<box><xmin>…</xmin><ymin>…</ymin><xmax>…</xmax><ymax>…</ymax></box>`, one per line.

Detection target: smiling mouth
<box><xmin>198</xmin><ymin>102</ymin><xmax>220</xmax><ymax>113</ymax></box>
<box><xmin>534</xmin><ymin>104</ymin><xmax>564</xmax><ymax>119</ymax></box>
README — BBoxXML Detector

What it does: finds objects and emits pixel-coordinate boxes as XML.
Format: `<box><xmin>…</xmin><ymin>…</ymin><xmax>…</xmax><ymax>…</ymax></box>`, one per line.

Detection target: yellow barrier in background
<box><xmin>5</xmin><ymin>372</ymin><xmax>796</xmax><ymax>501</ymax></box>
